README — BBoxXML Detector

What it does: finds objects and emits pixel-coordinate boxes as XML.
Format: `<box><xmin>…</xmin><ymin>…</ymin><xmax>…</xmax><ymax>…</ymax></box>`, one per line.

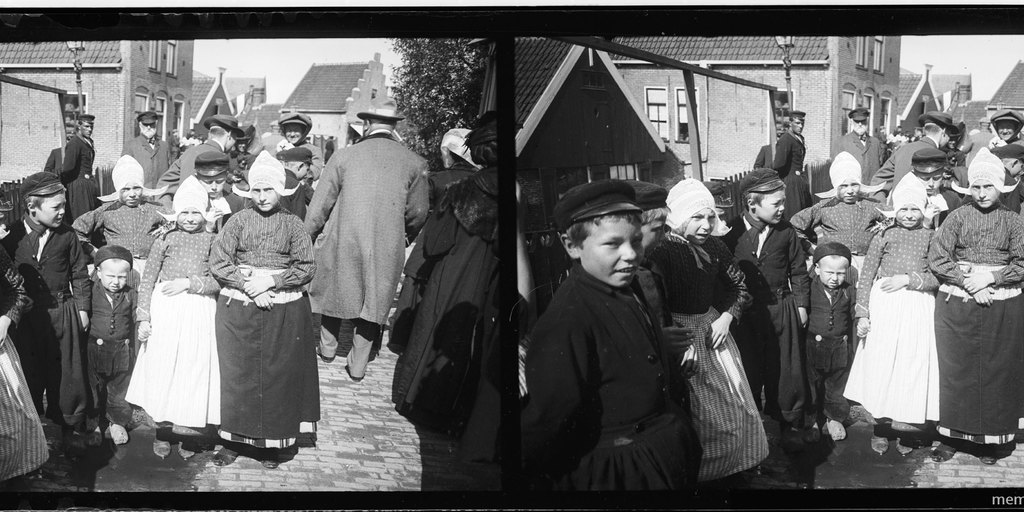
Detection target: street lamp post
<box><xmin>774</xmin><ymin>36</ymin><xmax>795</xmax><ymax>115</ymax></box>
<box><xmin>65</xmin><ymin>41</ymin><xmax>85</xmax><ymax>121</ymax></box>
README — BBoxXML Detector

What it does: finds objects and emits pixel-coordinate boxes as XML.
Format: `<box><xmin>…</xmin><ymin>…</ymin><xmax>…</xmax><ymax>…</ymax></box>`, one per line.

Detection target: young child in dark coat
<box><xmin>521</xmin><ymin>180</ymin><xmax>701</xmax><ymax>490</ymax></box>
<box><xmin>86</xmin><ymin>245</ymin><xmax>137</xmax><ymax>446</ymax></box>
<box><xmin>722</xmin><ymin>168</ymin><xmax>812</xmax><ymax>451</ymax></box>
<box><xmin>275</xmin><ymin>147</ymin><xmax>315</xmax><ymax>221</ymax></box>
<box><xmin>806</xmin><ymin>241</ymin><xmax>856</xmax><ymax>442</ymax></box>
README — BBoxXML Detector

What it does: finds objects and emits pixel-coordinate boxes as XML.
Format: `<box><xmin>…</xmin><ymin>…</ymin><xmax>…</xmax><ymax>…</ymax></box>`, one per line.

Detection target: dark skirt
<box><xmin>216</xmin><ymin>294</ymin><xmax>320</xmax><ymax>443</ymax></box>
<box><xmin>934</xmin><ymin>293</ymin><xmax>1024</xmax><ymax>437</ymax></box>
<box><xmin>549</xmin><ymin>412</ymin><xmax>701</xmax><ymax>491</ymax></box>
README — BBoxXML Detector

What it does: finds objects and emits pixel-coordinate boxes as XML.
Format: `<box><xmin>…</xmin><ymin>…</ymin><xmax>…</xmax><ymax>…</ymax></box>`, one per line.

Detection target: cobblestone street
<box><xmin>4</xmin><ymin>337</ymin><xmax>500</xmax><ymax>493</ymax></box>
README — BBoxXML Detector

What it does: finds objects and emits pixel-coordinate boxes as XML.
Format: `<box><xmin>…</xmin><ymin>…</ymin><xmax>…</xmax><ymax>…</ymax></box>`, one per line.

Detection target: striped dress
<box><xmin>649</xmin><ymin>234</ymin><xmax>768</xmax><ymax>482</ymax></box>
<box><xmin>209</xmin><ymin>206</ymin><xmax>320</xmax><ymax>448</ymax></box>
<box><xmin>0</xmin><ymin>247</ymin><xmax>47</xmax><ymax>481</ymax></box>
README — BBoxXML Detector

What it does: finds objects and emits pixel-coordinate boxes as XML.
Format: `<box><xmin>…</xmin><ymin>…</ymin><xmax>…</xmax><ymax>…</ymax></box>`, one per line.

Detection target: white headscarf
<box><xmin>951</xmin><ymin>147</ymin><xmax>1018</xmax><ymax>194</ymax></box>
<box><xmin>882</xmin><ymin>173</ymin><xmax>928</xmax><ymax>218</ymax></box>
<box><xmin>439</xmin><ymin>128</ymin><xmax>479</xmax><ymax>170</ymax></box>
<box><xmin>814</xmin><ymin>151</ymin><xmax>884</xmax><ymax>199</ymax></box>
<box><xmin>97</xmin><ymin>154</ymin><xmax>168</xmax><ymax>202</ymax></box>
<box><xmin>161</xmin><ymin>175</ymin><xmax>215</xmax><ymax>222</ymax></box>
<box><xmin>666</xmin><ymin>178</ymin><xmax>716</xmax><ymax>231</ymax></box>
<box><xmin>232</xmin><ymin>151</ymin><xmax>296</xmax><ymax>198</ymax></box>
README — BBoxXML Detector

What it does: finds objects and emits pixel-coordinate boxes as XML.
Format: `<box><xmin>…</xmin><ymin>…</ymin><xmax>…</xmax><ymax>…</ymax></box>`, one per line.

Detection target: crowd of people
<box><xmin>520</xmin><ymin>108</ymin><xmax>1024</xmax><ymax>490</ymax></box>
<box><xmin>0</xmin><ymin>102</ymin><xmax>499</xmax><ymax>483</ymax></box>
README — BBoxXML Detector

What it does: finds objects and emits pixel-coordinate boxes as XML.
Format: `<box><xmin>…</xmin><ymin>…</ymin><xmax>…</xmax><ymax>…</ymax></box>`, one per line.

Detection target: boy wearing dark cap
<box><xmin>627</xmin><ymin>181</ymin><xmax>672</xmax><ymax>329</ymax></box>
<box><xmin>8</xmin><ymin>172</ymin><xmax>93</xmax><ymax>453</ymax></box>
<box><xmin>806</xmin><ymin>242</ymin><xmax>856</xmax><ymax>442</ymax></box>
<box><xmin>521</xmin><ymin>180</ymin><xmax>701</xmax><ymax>490</ymax></box>
<box><xmin>276</xmin><ymin>146</ymin><xmax>316</xmax><ymax>221</ymax></box>
<box><xmin>910</xmin><ymin>147</ymin><xmax>961</xmax><ymax>228</ymax></box>
<box><xmin>722</xmin><ymin>168</ymin><xmax>813</xmax><ymax>450</ymax></box>
<box><xmin>194</xmin><ymin>151</ymin><xmax>246</xmax><ymax>232</ymax></box>
<box><xmin>87</xmin><ymin>245</ymin><xmax>138</xmax><ymax>446</ymax></box>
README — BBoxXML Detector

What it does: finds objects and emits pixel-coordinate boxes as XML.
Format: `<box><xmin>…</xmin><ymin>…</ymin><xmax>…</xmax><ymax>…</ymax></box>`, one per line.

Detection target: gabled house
<box><xmin>931</xmin><ymin>72</ymin><xmax>971</xmax><ymax>111</ymax></box>
<box><xmin>282</xmin><ymin>53</ymin><xmax>388</xmax><ymax>146</ymax></box>
<box><xmin>898</xmin><ymin>65</ymin><xmax>941</xmax><ymax>133</ymax></box>
<box><xmin>224</xmin><ymin>76</ymin><xmax>267</xmax><ymax>117</ymax></box>
<box><xmin>987</xmin><ymin>60</ymin><xmax>1024</xmax><ymax>115</ymax></box>
<box><xmin>0</xmin><ymin>40</ymin><xmax>193</xmax><ymax>181</ymax></box>
<box><xmin>190</xmin><ymin>67</ymin><xmax>234</xmax><ymax>137</ymax></box>
<box><xmin>237</xmin><ymin>102</ymin><xmax>283</xmax><ymax>137</ymax></box>
<box><xmin>515</xmin><ymin>37</ymin><xmax>672</xmax><ymax>233</ymax></box>
<box><xmin>611</xmin><ymin>36</ymin><xmax>901</xmax><ymax>178</ymax></box>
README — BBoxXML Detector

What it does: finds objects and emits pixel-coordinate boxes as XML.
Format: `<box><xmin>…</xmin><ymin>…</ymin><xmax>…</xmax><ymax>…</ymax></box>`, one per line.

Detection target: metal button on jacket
<box><xmin>96</xmin><ymin>339</ymin><xmax>104</xmax><ymax>346</ymax></box>
<box><xmin>647</xmin><ymin>354</ymin><xmax>657</xmax><ymax>363</ymax></box>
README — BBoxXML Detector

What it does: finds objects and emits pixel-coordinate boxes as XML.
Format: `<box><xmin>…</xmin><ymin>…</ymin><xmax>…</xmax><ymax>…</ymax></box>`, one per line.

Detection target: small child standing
<box><xmin>805</xmin><ymin>242</ymin><xmax>857</xmax><ymax>442</ymax></box>
<box><xmin>86</xmin><ymin>245</ymin><xmax>137</xmax><ymax>446</ymax></box>
<box><xmin>126</xmin><ymin>176</ymin><xmax>222</xmax><ymax>460</ymax></box>
<box><xmin>72</xmin><ymin>154</ymin><xmax>169</xmax><ymax>285</ymax></box>
<box><xmin>845</xmin><ymin>173</ymin><xmax>939</xmax><ymax>455</ymax></box>
<box><xmin>791</xmin><ymin>152</ymin><xmax>886</xmax><ymax>274</ymax></box>
<box><xmin>8</xmin><ymin>172</ymin><xmax>92</xmax><ymax>454</ymax></box>
<box><xmin>722</xmin><ymin>168</ymin><xmax>812</xmax><ymax>451</ymax></box>
<box><xmin>521</xmin><ymin>180</ymin><xmax>701</xmax><ymax>490</ymax></box>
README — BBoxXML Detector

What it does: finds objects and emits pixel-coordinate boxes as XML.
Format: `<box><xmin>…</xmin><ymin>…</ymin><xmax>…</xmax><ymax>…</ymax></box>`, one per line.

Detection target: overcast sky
<box><xmin>899</xmin><ymin>35</ymin><xmax>1024</xmax><ymax>100</ymax></box>
<box><xmin>192</xmin><ymin>38</ymin><xmax>400</xmax><ymax>104</ymax></box>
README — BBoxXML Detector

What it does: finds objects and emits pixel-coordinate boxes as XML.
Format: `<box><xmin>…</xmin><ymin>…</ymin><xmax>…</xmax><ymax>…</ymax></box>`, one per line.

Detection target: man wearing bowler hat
<box><xmin>870</xmin><ymin>111</ymin><xmax>953</xmax><ymax>204</ymax></box>
<box><xmin>305</xmin><ymin>98</ymin><xmax>429</xmax><ymax>381</ymax></box>
<box><xmin>837</xmin><ymin>107</ymin><xmax>885</xmax><ymax>184</ymax></box>
<box><xmin>61</xmin><ymin>114</ymin><xmax>100</xmax><ymax>223</ymax></box>
<box><xmin>156</xmin><ymin>114</ymin><xmax>243</xmax><ymax>208</ymax></box>
<box><xmin>123</xmin><ymin>111</ymin><xmax>172</xmax><ymax>189</ymax></box>
<box><xmin>772</xmin><ymin>110</ymin><xmax>813</xmax><ymax>219</ymax></box>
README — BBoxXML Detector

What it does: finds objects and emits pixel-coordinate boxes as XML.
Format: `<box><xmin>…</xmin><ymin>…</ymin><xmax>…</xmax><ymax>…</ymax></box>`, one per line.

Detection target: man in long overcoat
<box><xmin>61</xmin><ymin>114</ymin><xmax>99</xmax><ymax>223</ymax></box>
<box><xmin>772</xmin><ymin>110</ymin><xmax>812</xmax><ymax>218</ymax></box>
<box><xmin>122</xmin><ymin>111</ymin><xmax>172</xmax><ymax>188</ymax></box>
<box><xmin>156</xmin><ymin>114</ymin><xmax>243</xmax><ymax>207</ymax></box>
<box><xmin>869</xmin><ymin>111</ymin><xmax>952</xmax><ymax>204</ymax></box>
<box><xmin>305</xmin><ymin>99</ymin><xmax>429</xmax><ymax>381</ymax></box>
<box><xmin>836</xmin><ymin>107</ymin><xmax>885</xmax><ymax>184</ymax></box>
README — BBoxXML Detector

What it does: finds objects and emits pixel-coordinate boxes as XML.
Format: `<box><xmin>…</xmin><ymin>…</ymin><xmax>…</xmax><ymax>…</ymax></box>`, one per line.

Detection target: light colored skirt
<box><xmin>672</xmin><ymin>309</ymin><xmax>768</xmax><ymax>482</ymax></box>
<box><xmin>126</xmin><ymin>285</ymin><xmax>220</xmax><ymax>427</ymax></box>
<box><xmin>844</xmin><ymin>280</ymin><xmax>939</xmax><ymax>424</ymax></box>
<box><xmin>0</xmin><ymin>336</ymin><xmax>48</xmax><ymax>481</ymax></box>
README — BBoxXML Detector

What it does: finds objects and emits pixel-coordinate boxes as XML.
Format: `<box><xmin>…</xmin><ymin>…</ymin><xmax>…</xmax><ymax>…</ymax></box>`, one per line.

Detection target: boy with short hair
<box><xmin>8</xmin><ymin>172</ymin><xmax>92</xmax><ymax>453</ymax></box>
<box><xmin>909</xmin><ymin>147</ymin><xmax>961</xmax><ymax>229</ymax></box>
<box><xmin>722</xmin><ymin>168</ymin><xmax>812</xmax><ymax>450</ymax></box>
<box><xmin>194</xmin><ymin>151</ymin><xmax>246</xmax><ymax>232</ymax></box>
<box><xmin>521</xmin><ymin>180</ymin><xmax>701</xmax><ymax>490</ymax></box>
<box><xmin>806</xmin><ymin>242</ymin><xmax>856</xmax><ymax>442</ymax></box>
<box><xmin>628</xmin><ymin>180</ymin><xmax>671</xmax><ymax>328</ymax></box>
<box><xmin>87</xmin><ymin>245</ymin><xmax>137</xmax><ymax>446</ymax></box>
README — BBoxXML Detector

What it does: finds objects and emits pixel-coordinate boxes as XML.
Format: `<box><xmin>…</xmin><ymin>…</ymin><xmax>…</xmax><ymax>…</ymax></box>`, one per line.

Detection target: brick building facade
<box><xmin>0</xmin><ymin>40</ymin><xmax>193</xmax><ymax>182</ymax></box>
<box><xmin>612</xmin><ymin>36</ymin><xmax>901</xmax><ymax>179</ymax></box>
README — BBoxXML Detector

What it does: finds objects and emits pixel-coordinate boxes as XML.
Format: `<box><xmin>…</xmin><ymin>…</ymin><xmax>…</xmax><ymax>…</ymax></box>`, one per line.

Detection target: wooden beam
<box><xmin>553</xmin><ymin>36</ymin><xmax>777</xmax><ymax>92</ymax></box>
<box><xmin>682</xmin><ymin>69</ymin><xmax>702</xmax><ymax>181</ymax></box>
<box><xmin>0</xmin><ymin>73</ymin><xmax>68</xmax><ymax>95</ymax></box>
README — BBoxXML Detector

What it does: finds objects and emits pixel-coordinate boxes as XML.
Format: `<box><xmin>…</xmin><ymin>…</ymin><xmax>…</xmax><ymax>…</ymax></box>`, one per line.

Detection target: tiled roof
<box><xmin>990</xmin><ymin>61</ymin><xmax>1024</xmax><ymax>108</ymax></box>
<box><xmin>0</xmin><ymin>41</ymin><xmax>121</xmax><ymax>65</ymax></box>
<box><xmin>899</xmin><ymin>72</ymin><xmax>922</xmax><ymax>106</ymax></box>
<box><xmin>948</xmin><ymin>100</ymin><xmax>990</xmax><ymax>125</ymax></box>
<box><xmin>282</xmin><ymin>62</ymin><xmax>367</xmax><ymax>112</ymax></box>
<box><xmin>609</xmin><ymin>36</ymin><xmax>830</xmax><ymax>62</ymax></box>
<box><xmin>236</xmin><ymin>103</ymin><xmax>282</xmax><ymax>133</ymax></box>
<box><xmin>515</xmin><ymin>37</ymin><xmax>573</xmax><ymax>127</ymax></box>
<box><xmin>223</xmin><ymin>77</ymin><xmax>266</xmax><ymax>100</ymax></box>
<box><xmin>931</xmin><ymin>73</ymin><xmax>971</xmax><ymax>96</ymax></box>
<box><xmin>191</xmin><ymin>70</ymin><xmax>215</xmax><ymax>119</ymax></box>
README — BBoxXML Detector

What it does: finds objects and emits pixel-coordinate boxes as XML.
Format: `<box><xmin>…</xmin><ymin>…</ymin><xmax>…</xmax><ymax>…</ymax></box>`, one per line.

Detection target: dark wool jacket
<box><xmin>721</xmin><ymin>215</ymin><xmax>811</xmax><ymax>310</ymax></box>
<box><xmin>88</xmin><ymin>280</ymin><xmax>136</xmax><ymax>341</ymax></box>
<box><xmin>807</xmin><ymin>276</ymin><xmax>855</xmax><ymax>341</ymax></box>
<box><xmin>6</xmin><ymin>221</ymin><xmax>90</xmax><ymax>311</ymax></box>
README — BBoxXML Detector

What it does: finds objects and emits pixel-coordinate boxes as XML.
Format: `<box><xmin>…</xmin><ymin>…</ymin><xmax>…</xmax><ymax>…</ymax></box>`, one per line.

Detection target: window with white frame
<box><xmin>610</xmin><ymin>164</ymin><xmax>637</xmax><ymax>180</ymax></box>
<box><xmin>675</xmin><ymin>88</ymin><xmax>697</xmax><ymax>143</ymax></box>
<box><xmin>155</xmin><ymin>96</ymin><xmax>167</xmax><ymax>136</ymax></box>
<box><xmin>873</xmin><ymin>37</ymin><xmax>884</xmax><ymax>72</ymax></box>
<box><xmin>645</xmin><ymin>87</ymin><xmax>669</xmax><ymax>140</ymax></box>
<box><xmin>879</xmin><ymin>97</ymin><xmax>891</xmax><ymax>132</ymax></box>
<box><xmin>842</xmin><ymin>90</ymin><xmax>857</xmax><ymax>116</ymax></box>
<box><xmin>773</xmin><ymin>90</ymin><xmax>796</xmax><ymax>133</ymax></box>
<box><xmin>134</xmin><ymin>93</ymin><xmax>149</xmax><ymax>114</ymax></box>
<box><xmin>165</xmin><ymin>40</ymin><xmax>177</xmax><ymax>75</ymax></box>
<box><xmin>148</xmin><ymin>41</ymin><xmax>160</xmax><ymax>69</ymax></box>
<box><xmin>173</xmin><ymin>99</ymin><xmax>185</xmax><ymax>136</ymax></box>
<box><xmin>855</xmin><ymin>37</ymin><xmax>868</xmax><ymax>68</ymax></box>
<box><xmin>862</xmin><ymin>93</ymin><xmax>874</xmax><ymax>134</ymax></box>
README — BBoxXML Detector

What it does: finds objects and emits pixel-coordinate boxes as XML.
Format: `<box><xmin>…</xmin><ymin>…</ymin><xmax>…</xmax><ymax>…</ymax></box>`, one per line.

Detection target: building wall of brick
<box><xmin>124</xmin><ymin>40</ymin><xmax>194</xmax><ymax>146</ymax></box>
<box><xmin>832</xmin><ymin>36</ymin><xmax>901</xmax><ymax>153</ymax></box>
<box><xmin>1</xmin><ymin>68</ymin><xmax>125</xmax><ymax>182</ymax></box>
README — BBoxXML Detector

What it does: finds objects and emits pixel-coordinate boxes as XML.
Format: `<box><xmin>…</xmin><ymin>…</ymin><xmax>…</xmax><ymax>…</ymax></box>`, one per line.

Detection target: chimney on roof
<box><xmin>218</xmin><ymin>67</ymin><xmax>226</xmax><ymax>80</ymax></box>
<box><xmin>374</xmin><ymin>52</ymin><xmax>381</xmax><ymax>62</ymax></box>
<box><xmin>924</xmin><ymin>64</ymin><xmax>932</xmax><ymax>80</ymax></box>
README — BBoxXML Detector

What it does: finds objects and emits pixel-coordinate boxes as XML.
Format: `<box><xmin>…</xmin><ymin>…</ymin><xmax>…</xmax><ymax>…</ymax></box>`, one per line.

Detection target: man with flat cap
<box><xmin>61</xmin><ymin>114</ymin><xmax>100</xmax><ymax>223</ymax></box>
<box><xmin>909</xmin><ymin>147</ymin><xmax>961</xmax><ymax>229</ymax></box>
<box><xmin>305</xmin><ymin>98</ymin><xmax>429</xmax><ymax>382</ymax></box>
<box><xmin>123</xmin><ymin>111</ymin><xmax>172</xmax><ymax>189</ymax></box>
<box><xmin>772</xmin><ymin>111</ymin><xmax>813</xmax><ymax>219</ymax></box>
<box><xmin>837</xmin><ymin>108</ymin><xmax>885</xmax><ymax>184</ymax></box>
<box><xmin>156</xmin><ymin>114</ymin><xmax>243</xmax><ymax>208</ymax></box>
<box><xmin>276</xmin><ymin>112</ymin><xmax>325</xmax><ymax>184</ymax></box>
<box><xmin>193</xmin><ymin>151</ymin><xmax>246</xmax><ymax>232</ymax></box>
<box><xmin>870</xmin><ymin>111</ymin><xmax>953</xmax><ymax>204</ymax></box>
